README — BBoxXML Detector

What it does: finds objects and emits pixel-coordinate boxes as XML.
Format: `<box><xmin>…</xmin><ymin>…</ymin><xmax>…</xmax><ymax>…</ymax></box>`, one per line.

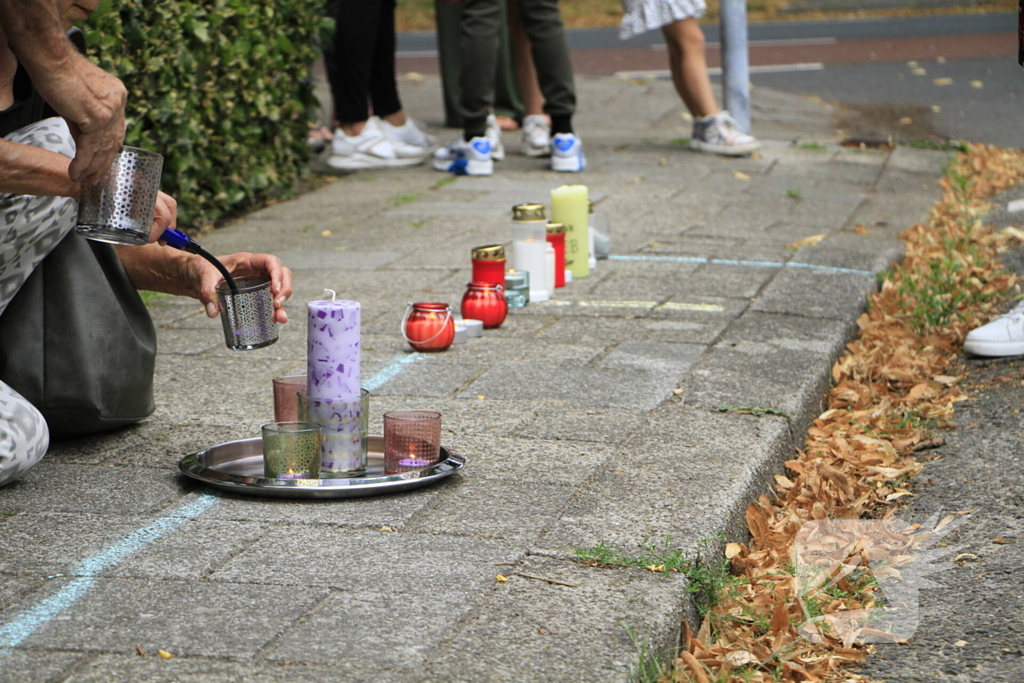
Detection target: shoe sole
<box><xmin>551</xmin><ymin>153</ymin><xmax>586</xmax><ymax>172</ymax></box>
<box><xmin>521</xmin><ymin>143</ymin><xmax>551</xmax><ymax>158</ymax></box>
<box><xmin>963</xmin><ymin>339</ymin><xmax>1024</xmax><ymax>357</ymax></box>
<box><xmin>327</xmin><ymin>153</ymin><xmax>423</xmax><ymax>170</ymax></box>
<box><xmin>432</xmin><ymin>157</ymin><xmax>493</xmax><ymax>176</ymax></box>
<box><xmin>689</xmin><ymin>140</ymin><xmax>762</xmax><ymax>156</ymax></box>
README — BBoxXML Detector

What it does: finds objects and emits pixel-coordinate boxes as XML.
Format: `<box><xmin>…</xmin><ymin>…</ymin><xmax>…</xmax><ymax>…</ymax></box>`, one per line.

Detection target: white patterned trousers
<box><xmin>0</xmin><ymin>117</ymin><xmax>77</xmax><ymax>486</ymax></box>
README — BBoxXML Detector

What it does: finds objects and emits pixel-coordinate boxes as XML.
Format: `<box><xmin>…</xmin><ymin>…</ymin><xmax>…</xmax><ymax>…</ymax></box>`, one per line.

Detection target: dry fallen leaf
<box><xmin>912</xmin><ymin>67</ymin><xmax>927</xmax><ymax>76</ymax></box>
<box><xmin>931</xmin><ymin>105</ymin><xmax>942</xmax><ymax>113</ymax></box>
<box><xmin>899</xmin><ymin>117</ymin><xmax>913</xmax><ymax>125</ymax></box>
<box><xmin>907</xmin><ymin>60</ymin><xmax>918</xmax><ymax>67</ymax></box>
<box><xmin>992</xmin><ymin>536</ymin><xmax>1014</xmax><ymax>545</ymax></box>
<box><xmin>970</xmin><ymin>80</ymin><xmax>984</xmax><ymax>89</ymax></box>
<box><xmin>135</xmin><ymin>645</ymin><xmax>148</xmax><ymax>657</ymax></box>
<box><xmin>1001</xmin><ymin>226</ymin><xmax>1024</xmax><ymax>241</ymax></box>
<box><xmin>954</xmin><ymin>639</ymin><xmax>967</xmax><ymax>647</ymax></box>
<box><xmin>158</xmin><ymin>650</ymin><xmax>174</xmax><ymax>660</ymax></box>
<box><xmin>379</xmin><ymin>525</ymin><xmax>394</xmax><ymax>532</ymax></box>
<box><xmin>321</xmin><ymin>229</ymin><xmax>332</xmax><ymax>237</ymax></box>
<box><xmin>405</xmin><ymin>71</ymin><xmax>425</xmax><ymax>82</ymax></box>
<box><xmin>933</xmin><ymin>77</ymin><xmax>953</xmax><ymax>86</ymax></box>
<box><xmin>724</xmin><ymin>650</ymin><xmax>756</xmax><ymax>666</ymax></box>
<box><xmin>673</xmin><ymin>388</ymin><xmax>685</xmax><ymax>395</ymax></box>
<box><xmin>496</xmin><ymin>574</ymin><xmax>509</xmax><ymax>583</ymax></box>
<box><xmin>659</xmin><ymin>157</ymin><xmax>668</xmax><ymax>165</ymax></box>
<box><xmin>953</xmin><ymin>553</ymin><xmax>980</xmax><ymax>564</ymax></box>
<box><xmin>854</xmin><ymin>224</ymin><xmax>871</xmax><ymax>235</ymax></box>
<box><xmin>787</xmin><ymin>233</ymin><xmax>828</xmax><ymax>249</ymax></box>
<box><xmin>725</xmin><ymin>542</ymin><xmax>744</xmax><ymax>558</ymax></box>
<box><xmin>936</xmin><ymin>56</ymin><xmax>946</xmax><ymax>64</ymax></box>
<box><xmin>734</xmin><ymin>171</ymin><xmax>751</xmax><ymax>181</ymax></box>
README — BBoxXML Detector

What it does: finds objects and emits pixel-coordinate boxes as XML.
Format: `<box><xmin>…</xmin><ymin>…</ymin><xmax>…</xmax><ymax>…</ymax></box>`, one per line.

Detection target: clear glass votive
<box><xmin>272</xmin><ymin>375</ymin><xmax>307</xmax><ymax>422</ymax></box>
<box><xmin>504</xmin><ymin>269</ymin><xmax>529</xmax><ymax>308</ymax></box>
<box><xmin>384</xmin><ymin>410</ymin><xmax>442</xmax><ymax>474</ymax></box>
<box><xmin>262</xmin><ymin>421</ymin><xmax>322</xmax><ymax>479</ymax></box>
<box><xmin>298</xmin><ymin>388</ymin><xmax>370</xmax><ymax>477</ymax></box>
<box><xmin>217</xmin><ymin>275</ymin><xmax>279</xmax><ymax>351</ymax></box>
<box><xmin>76</xmin><ymin>146</ymin><xmax>164</xmax><ymax>246</ymax></box>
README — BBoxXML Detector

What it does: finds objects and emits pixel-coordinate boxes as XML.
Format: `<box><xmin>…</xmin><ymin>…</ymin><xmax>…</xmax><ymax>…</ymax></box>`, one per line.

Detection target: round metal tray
<box><xmin>178</xmin><ymin>435</ymin><xmax>465</xmax><ymax>499</ymax></box>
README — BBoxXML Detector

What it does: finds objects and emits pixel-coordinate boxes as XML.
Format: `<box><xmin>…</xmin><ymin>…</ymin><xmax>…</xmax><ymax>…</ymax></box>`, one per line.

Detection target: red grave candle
<box><xmin>461</xmin><ymin>282</ymin><xmax>507</xmax><ymax>329</ymax></box>
<box><xmin>546</xmin><ymin>222</ymin><xmax>567</xmax><ymax>288</ymax></box>
<box><xmin>402</xmin><ymin>303</ymin><xmax>455</xmax><ymax>351</ymax></box>
<box><xmin>471</xmin><ymin>244</ymin><xmax>506</xmax><ymax>287</ymax></box>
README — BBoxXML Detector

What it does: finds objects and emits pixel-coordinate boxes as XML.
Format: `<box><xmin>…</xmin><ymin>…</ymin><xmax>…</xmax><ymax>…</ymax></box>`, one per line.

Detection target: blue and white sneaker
<box><xmin>550</xmin><ymin>133</ymin><xmax>586</xmax><ymax>172</ymax></box>
<box><xmin>432</xmin><ymin>136</ymin><xmax>494</xmax><ymax>176</ymax></box>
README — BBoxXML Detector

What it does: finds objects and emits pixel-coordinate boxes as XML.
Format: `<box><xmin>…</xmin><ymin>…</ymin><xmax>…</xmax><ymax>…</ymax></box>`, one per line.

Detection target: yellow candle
<box><xmin>550</xmin><ymin>184</ymin><xmax>589</xmax><ymax>279</ymax></box>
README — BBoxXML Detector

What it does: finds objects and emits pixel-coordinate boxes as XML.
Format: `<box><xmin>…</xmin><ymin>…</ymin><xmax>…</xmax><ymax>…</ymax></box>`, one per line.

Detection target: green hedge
<box><xmin>84</xmin><ymin>0</ymin><xmax>327</xmax><ymax>229</ymax></box>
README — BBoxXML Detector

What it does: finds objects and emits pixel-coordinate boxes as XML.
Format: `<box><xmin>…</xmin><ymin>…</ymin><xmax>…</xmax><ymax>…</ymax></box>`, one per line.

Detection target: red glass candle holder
<box><xmin>546</xmin><ymin>222</ymin><xmax>567</xmax><ymax>288</ymax></box>
<box><xmin>401</xmin><ymin>303</ymin><xmax>455</xmax><ymax>351</ymax></box>
<box><xmin>461</xmin><ymin>282</ymin><xmax>507</xmax><ymax>329</ymax></box>
<box><xmin>471</xmin><ymin>244</ymin><xmax>506</xmax><ymax>287</ymax></box>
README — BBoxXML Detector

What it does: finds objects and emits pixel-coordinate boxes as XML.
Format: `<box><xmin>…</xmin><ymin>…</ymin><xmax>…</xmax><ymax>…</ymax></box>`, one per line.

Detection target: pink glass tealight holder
<box><xmin>272</xmin><ymin>375</ymin><xmax>307</xmax><ymax>422</ymax></box>
<box><xmin>384</xmin><ymin>410</ymin><xmax>442</xmax><ymax>474</ymax></box>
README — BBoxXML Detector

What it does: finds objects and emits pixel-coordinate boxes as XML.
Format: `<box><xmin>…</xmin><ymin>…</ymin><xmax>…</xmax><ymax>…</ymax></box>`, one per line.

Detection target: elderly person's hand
<box><xmin>188</xmin><ymin>252</ymin><xmax>294</xmax><ymax>324</ymax></box>
<box><xmin>149</xmin><ymin>191</ymin><xmax>177</xmax><ymax>242</ymax></box>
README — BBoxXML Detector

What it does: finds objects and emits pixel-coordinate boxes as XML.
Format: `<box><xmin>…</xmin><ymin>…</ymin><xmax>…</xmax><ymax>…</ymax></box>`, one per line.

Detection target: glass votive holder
<box><xmin>463</xmin><ymin>318</ymin><xmax>484</xmax><ymax>338</ymax></box>
<box><xmin>298</xmin><ymin>388</ymin><xmax>369</xmax><ymax>477</ymax></box>
<box><xmin>505</xmin><ymin>269</ymin><xmax>529</xmax><ymax>308</ymax></box>
<box><xmin>75</xmin><ymin>146</ymin><xmax>163</xmax><ymax>246</ymax></box>
<box><xmin>217</xmin><ymin>275</ymin><xmax>278</xmax><ymax>351</ymax></box>
<box><xmin>384</xmin><ymin>410</ymin><xmax>442</xmax><ymax>474</ymax></box>
<box><xmin>272</xmin><ymin>375</ymin><xmax>307</xmax><ymax>422</ymax></box>
<box><xmin>262</xmin><ymin>421</ymin><xmax>322</xmax><ymax>479</ymax></box>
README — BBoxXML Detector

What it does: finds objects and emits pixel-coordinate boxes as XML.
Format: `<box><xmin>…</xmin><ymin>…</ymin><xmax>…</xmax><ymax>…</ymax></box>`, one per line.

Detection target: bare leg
<box><xmin>381</xmin><ymin>110</ymin><xmax>408</xmax><ymax>126</ymax></box>
<box><xmin>339</xmin><ymin>120</ymin><xmax>368</xmax><ymax>137</ymax></box>
<box><xmin>661</xmin><ymin>18</ymin><xmax>718</xmax><ymax>119</ymax></box>
<box><xmin>508</xmin><ymin>0</ymin><xmax>545</xmax><ymax>119</ymax></box>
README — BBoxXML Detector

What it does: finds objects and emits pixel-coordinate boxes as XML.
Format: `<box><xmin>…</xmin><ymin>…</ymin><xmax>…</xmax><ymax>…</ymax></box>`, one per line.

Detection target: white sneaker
<box><xmin>690</xmin><ymin>111</ymin><xmax>761</xmax><ymax>156</ymax></box>
<box><xmin>432</xmin><ymin>136</ymin><xmax>494</xmax><ymax>176</ymax></box>
<box><xmin>520</xmin><ymin>115</ymin><xmax>551</xmax><ymax>157</ymax></box>
<box><xmin>550</xmin><ymin>133</ymin><xmax>586</xmax><ymax>172</ymax></box>
<box><xmin>963</xmin><ymin>300</ymin><xmax>1024</xmax><ymax>357</ymax></box>
<box><xmin>380</xmin><ymin>117</ymin><xmax>436</xmax><ymax>150</ymax></box>
<box><xmin>485</xmin><ymin>114</ymin><xmax>506</xmax><ymax>161</ymax></box>
<box><xmin>327</xmin><ymin>118</ymin><xmax>423</xmax><ymax>170</ymax></box>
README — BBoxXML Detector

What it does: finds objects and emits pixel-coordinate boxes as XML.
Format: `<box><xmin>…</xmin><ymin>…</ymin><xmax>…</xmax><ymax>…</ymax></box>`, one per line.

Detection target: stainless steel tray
<box><xmin>178</xmin><ymin>435</ymin><xmax>465</xmax><ymax>499</ymax></box>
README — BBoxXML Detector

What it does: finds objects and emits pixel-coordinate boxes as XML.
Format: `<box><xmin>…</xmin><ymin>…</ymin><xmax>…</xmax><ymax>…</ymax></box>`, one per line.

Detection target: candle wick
<box><xmin>323</xmin><ymin>288</ymin><xmax>337</xmax><ymax>301</ymax></box>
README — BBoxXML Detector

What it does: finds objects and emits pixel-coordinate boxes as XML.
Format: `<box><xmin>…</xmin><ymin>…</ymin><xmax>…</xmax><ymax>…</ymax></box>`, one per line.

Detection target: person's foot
<box><xmin>550</xmin><ymin>133</ymin><xmax>586</xmax><ymax>172</ymax></box>
<box><xmin>520</xmin><ymin>115</ymin><xmax>551</xmax><ymax>157</ymax></box>
<box><xmin>485</xmin><ymin>114</ymin><xmax>506</xmax><ymax>161</ymax></box>
<box><xmin>380</xmin><ymin>117</ymin><xmax>436</xmax><ymax>150</ymax></box>
<box><xmin>963</xmin><ymin>300</ymin><xmax>1024</xmax><ymax>357</ymax></box>
<box><xmin>432</xmin><ymin>136</ymin><xmax>494</xmax><ymax>176</ymax></box>
<box><xmin>307</xmin><ymin>124</ymin><xmax>333</xmax><ymax>154</ymax></box>
<box><xmin>327</xmin><ymin>118</ymin><xmax>424</xmax><ymax>170</ymax></box>
<box><xmin>690</xmin><ymin>111</ymin><xmax>761</xmax><ymax>156</ymax></box>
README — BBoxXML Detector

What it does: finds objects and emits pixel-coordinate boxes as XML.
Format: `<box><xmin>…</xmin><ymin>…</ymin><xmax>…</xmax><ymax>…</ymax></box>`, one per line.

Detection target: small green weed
<box><xmin>391</xmin><ymin>190</ymin><xmax>424</xmax><ymax>207</ymax></box>
<box><xmin>799</xmin><ymin>142</ymin><xmax>826</xmax><ymax>151</ymax></box>
<box><xmin>786</xmin><ymin>188</ymin><xmax>802</xmax><ymax>199</ymax></box>
<box><xmin>138</xmin><ymin>290</ymin><xmax>167</xmax><ymax>305</ymax></box>
<box><xmin>409</xmin><ymin>219</ymin><xmax>426</xmax><ymax>228</ymax></box>
<box><xmin>624</xmin><ymin>624</ymin><xmax>671</xmax><ymax>683</ymax></box>
<box><xmin>717</xmin><ymin>406</ymin><xmax>791</xmax><ymax>419</ymax></box>
<box><xmin>432</xmin><ymin>175</ymin><xmax>457</xmax><ymax>189</ymax></box>
<box><xmin>669</xmin><ymin>137</ymin><xmax>691</xmax><ymax>146</ymax></box>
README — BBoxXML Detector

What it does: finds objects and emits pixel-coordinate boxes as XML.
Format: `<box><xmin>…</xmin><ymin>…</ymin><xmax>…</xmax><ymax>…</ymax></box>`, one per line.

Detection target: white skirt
<box><xmin>619</xmin><ymin>0</ymin><xmax>707</xmax><ymax>40</ymax></box>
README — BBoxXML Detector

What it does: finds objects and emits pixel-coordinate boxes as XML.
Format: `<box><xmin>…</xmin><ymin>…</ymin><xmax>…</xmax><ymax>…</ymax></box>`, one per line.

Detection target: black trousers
<box><xmin>459</xmin><ymin>0</ymin><xmax>576</xmax><ymax>137</ymax></box>
<box><xmin>325</xmin><ymin>0</ymin><xmax>403</xmax><ymax>125</ymax></box>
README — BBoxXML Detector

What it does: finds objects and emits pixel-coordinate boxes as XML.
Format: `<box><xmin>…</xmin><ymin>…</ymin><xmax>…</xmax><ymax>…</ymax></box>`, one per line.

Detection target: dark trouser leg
<box><xmin>518</xmin><ymin>0</ymin><xmax>576</xmax><ymax>131</ymax></box>
<box><xmin>459</xmin><ymin>0</ymin><xmax>502</xmax><ymax>139</ymax></box>
<box><xmin>368</xmin><ymin>0</ymin><xmax>403</xmax><ymax>119</ymax></box>
<box><xmin>331</xmin><ymin>0</ymin><xmax>383</xmax><ymax>124</ymax></box>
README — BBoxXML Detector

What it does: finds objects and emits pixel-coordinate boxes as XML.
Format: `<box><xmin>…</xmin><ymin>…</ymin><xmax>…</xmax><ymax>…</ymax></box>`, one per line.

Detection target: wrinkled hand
<box><xmin>34</xmin><ymin>52</ymin><xmax>127</xmax><ymax>184</ymax></box>
<box><xmin>188</xmin><ymin>252</ymin><xmax>293</xmax><ymax>324</ymax></box>
<box><xmin>150</xmin><ymin>191</ymin><xmax>177</xmax><ymax>242</ymax></box>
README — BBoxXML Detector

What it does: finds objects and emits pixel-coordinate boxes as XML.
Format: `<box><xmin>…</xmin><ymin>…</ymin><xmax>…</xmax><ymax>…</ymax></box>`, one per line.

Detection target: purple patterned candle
<box><xmin>307</xmin><ymin>297</ymin><xmax>360</xmax><ymax>399</ymax></box>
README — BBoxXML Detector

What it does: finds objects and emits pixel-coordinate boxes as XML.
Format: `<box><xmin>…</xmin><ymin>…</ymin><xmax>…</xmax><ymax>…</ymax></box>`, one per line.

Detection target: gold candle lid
<box><xmin>471</xmin><ymin>244</ymin><xmax>506</xmax><ymax>261</ymax></box>
<box><xmin>512</xmin><ymin>203</ymin><xmax>546</xmax><ymax>222</ymax></box>
<box><xmin>545</xmin><ymin>222</ymin><xmax>567</xmax><ymax>234</ymax></box>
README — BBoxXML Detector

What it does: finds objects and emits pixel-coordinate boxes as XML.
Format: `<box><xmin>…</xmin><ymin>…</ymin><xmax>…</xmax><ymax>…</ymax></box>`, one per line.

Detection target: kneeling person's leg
<box><xmin>0</xmin><ymin>381</ymin><xmax>48</xmax><ymax>487</ymax></box>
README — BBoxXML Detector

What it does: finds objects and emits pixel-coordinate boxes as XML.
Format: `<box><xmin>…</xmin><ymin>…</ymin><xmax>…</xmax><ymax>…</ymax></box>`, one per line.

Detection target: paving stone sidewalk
<box><xmin>0</xmin><ymin>76</ymin><xmax>952</xmax><ymax>682</ymax></box>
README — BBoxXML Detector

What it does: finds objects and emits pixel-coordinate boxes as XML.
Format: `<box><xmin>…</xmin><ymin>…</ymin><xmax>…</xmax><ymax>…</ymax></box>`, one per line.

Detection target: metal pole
<box><xmin>719</xmin><ymin>0</ymin><xmax>751</xmax><ymax>133</ymax></box>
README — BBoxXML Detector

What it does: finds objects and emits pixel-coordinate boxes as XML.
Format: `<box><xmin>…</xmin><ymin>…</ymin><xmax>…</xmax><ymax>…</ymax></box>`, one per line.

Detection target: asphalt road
<box><xmin>397</xmin><ymin>12</ymin><xmax>1021</xmax><ymax>147</ymax></box>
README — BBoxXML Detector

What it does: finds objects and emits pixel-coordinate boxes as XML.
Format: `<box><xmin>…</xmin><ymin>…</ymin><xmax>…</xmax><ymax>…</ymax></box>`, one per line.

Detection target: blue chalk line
<box><xmin>0</xmin><ymin>354</ymin><xmax>424</xmax><ymax>655</ymax></box>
